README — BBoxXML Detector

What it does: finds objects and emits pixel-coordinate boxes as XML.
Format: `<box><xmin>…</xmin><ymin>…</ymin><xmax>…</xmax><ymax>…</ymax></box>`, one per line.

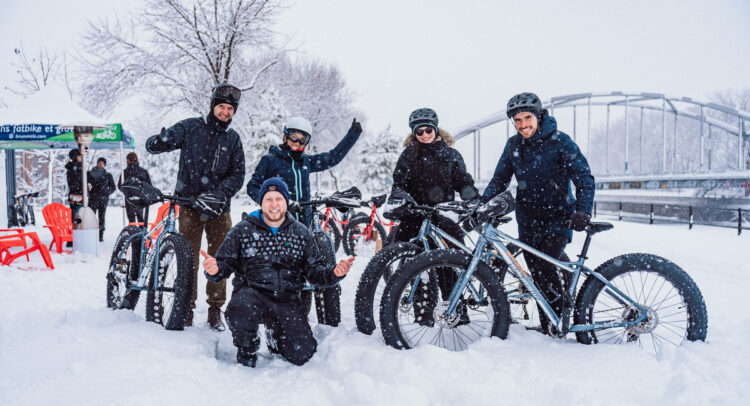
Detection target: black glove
<box><xmin>193</xmin><ymin>191</ymin><xmax>227</xmax><ymax>219</ymax></box>
<box><xmin>350</xmin><ymin>118</ymin><xmax>362</xmax><ymax>135</ymax></box>
<box><xmin>568</xmin><ymin>211</ymin><xmax>591</xmax><ymax>231</ymax></box>
<box><xmin>288</xmin><ymin>200</ymin><xmax>301</xmax><ymax>215</ymax></box>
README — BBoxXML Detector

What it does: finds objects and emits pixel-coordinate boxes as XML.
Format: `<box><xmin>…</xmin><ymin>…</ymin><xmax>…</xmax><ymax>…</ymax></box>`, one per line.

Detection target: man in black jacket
<box><xmin>146</xmin><ymin>83</ymin><xmax>246</xmax><ymax>331</ymax></box>
<box><xmin>118</xmin><ymin>152</ymin><xmax>152</xmax><ymax>223</ymax></box>
<box><xmin>201</xmin><ymin>178</ymin><xmax>354</xmax><ymax>367</ymax></box>
<box><xmin>88</xmin><ymin>157</ymin><xmax>116</xmax><ymax>241</ymax></box>
<box><xmin>65</xmin><ymin>149</ymin><xmax>84</xmax><ymax>220</ymax></box>
<box><xmin>481</xmin><ymin>92</ymin><xmax>595</xmax><ymax>335</ymax></box>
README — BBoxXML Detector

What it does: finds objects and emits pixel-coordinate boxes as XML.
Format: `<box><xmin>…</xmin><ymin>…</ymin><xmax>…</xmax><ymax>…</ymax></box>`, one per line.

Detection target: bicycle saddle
<box><xmin>327</xmin><ymin>186</ymin><xmax>362</xmax><ymax>209</ymax></box>
<box><xmin>586</xmin><ymin>222</ymin><xmax>613</xmax><ymax>234</ymax></box>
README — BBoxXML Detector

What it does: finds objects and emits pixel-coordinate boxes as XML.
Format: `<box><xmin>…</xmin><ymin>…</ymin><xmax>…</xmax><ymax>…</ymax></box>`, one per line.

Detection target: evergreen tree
<box><xmin>358</xmin><ymin>125</ymin><xmax>401</xmax><ymax>194</ymax></box>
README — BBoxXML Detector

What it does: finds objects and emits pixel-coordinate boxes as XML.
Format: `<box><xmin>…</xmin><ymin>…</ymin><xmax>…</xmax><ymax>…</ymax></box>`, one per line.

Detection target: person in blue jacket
<box><xmin>246</xmin><ymin>116</ymin><xmax>363</xmax><ymax>227</ymax></box>
<box><xmin>481</xmin><ymin>92</ymin><xmax>595</xmax><ymax>335</ymax></box>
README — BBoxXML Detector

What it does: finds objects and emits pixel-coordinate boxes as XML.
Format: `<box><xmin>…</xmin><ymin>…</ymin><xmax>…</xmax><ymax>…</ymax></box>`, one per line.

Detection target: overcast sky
<box><xmin>2</xmin><ymin>0</ymin><xmax>749</xmax><ymax>138</ymax></box>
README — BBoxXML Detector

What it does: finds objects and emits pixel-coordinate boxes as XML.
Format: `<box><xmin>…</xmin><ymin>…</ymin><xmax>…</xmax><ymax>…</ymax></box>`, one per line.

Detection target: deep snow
<box><xmin>1</xmin><ymin>205</ymin><xmax>749</xmax><ymax>405</ymax></box>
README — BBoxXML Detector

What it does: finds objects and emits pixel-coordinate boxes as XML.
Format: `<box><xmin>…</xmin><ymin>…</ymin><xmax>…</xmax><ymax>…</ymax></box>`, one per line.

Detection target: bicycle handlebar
<box><xmin>162</xmin><ymin>194</ymin><xmax>194</xmax><ymax>205</ymax></box>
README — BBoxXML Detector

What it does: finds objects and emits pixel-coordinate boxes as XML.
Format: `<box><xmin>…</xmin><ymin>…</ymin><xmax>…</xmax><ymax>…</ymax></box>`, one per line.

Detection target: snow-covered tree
<box><xmin>357</xmin><ymin>125</ymin><xmax>401</xmax><ymax>195</ymax></box>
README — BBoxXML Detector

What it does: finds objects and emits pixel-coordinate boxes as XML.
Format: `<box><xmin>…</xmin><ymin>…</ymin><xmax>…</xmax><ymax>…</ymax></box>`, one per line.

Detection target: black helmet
<box><xmin>506</xmin><ymin>92</ymin><xmax>542</xmax><ymax>119</ymax></box>
<box><xmin>210</xmin><ymin>83</ymin><xmax>241</xmax><ymax>111</ymax></box>
<box><xmin>69</xmin><ymin>148</ymin><xmax>81</xmax><ymax>160</ymax></box>
<box><xmin>408</xmin><ymin>108</ymin><xmax>438</xmax><ymax>132</ymax></box>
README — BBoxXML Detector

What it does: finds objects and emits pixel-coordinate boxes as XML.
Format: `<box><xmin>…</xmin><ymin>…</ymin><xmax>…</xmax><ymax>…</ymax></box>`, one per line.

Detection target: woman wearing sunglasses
<box><xmin>388</xmin><ymin>108</ymin><xmax>479</xmax><ymax>325</ymax></box>
<box><xmin>247</xmin><ymin>116</ymin><xmax>363</xmax><ymax>228</ymax></box>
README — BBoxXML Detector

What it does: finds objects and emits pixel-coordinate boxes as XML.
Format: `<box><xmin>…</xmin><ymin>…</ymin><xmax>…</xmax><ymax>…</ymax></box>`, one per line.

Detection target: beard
<box><xmin>263</xmin><ymin>208</ymin><xmax>285</xmax><ymax>223</ymax></box>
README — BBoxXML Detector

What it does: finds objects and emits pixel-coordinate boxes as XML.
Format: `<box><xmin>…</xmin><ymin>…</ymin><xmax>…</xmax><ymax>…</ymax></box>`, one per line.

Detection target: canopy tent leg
<box><xmin>5</xmin><ymin>150</ymin><xmax>17</xmax><ymax>227</ymax></box>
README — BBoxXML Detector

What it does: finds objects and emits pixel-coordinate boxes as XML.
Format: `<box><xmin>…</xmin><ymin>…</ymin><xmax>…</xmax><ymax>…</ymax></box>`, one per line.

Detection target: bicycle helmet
<box><xmin>506</xmin><ymin>92</ymin><xmax>542</xmax><ymax>119</ymax></box>
<box><xmin>210</xmin><ymin>83</ymin><xmax>241</xmax><ymax>110</ymax></box>
<box><xmin>408</xmin><ymin>108</ymin><xmax>439</xmax><ymax>132</ymax></box>
<box><xmin>283</xmin><ymin>116</ymin><xmax>313</xmax><ymax>144</ymax></box>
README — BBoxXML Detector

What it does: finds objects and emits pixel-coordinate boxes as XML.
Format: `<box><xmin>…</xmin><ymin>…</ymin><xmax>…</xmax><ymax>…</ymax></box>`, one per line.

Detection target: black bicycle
<box><xmin>11</xmin><ymin>191</ymin><xmax>40</xmax><ymax>227</ymax></box>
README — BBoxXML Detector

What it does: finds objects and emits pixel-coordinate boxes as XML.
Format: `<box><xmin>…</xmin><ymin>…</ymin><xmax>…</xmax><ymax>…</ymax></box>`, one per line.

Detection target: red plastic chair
<box><xmin>0</xmin><ymin>231</ymin><xmax>55</xmax><ymax>269</ymax></box>
<box><xmin>42</xmin><ymin>203</ymin><xmax>73</xmax><ymax>254</ymax></box>
<box><xmin>0</xmin><ymin>229</ymin><xmax>30</xmax><ymax>261</ymax></box>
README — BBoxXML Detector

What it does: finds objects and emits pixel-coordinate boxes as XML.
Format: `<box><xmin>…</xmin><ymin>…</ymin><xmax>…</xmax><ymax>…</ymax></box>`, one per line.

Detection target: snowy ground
<box><xmin>1</xmin><ymin>204</ymin><xmax>749</xmax><ymax>405</ymax></box>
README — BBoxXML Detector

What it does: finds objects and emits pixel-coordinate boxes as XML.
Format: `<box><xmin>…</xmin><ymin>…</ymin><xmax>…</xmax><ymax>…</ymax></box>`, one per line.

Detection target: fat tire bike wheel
<box><xmin>145</xmin><ymin>233</ymin><xmax>194</xmax><ymax>330</ymax></box>
<box><xmin>107</xmin><ymin>226</ymin><xmax>143</xmax><ymax>310</ymax></box>
<box><xmin>342</xmin><ymin>216</ymin><xmax>387</xmax><ymax>257</ymax></box>
<box><xmin>574</xmin><ymin>253</ymin><xmax>708</xmax><ymax>355</ymax></box>
<box><xmin>354</xmin><ymin>242</ymin><xmax>422</xmax><ymax>335</ymax></box>
<box><xmin>380</xmin><ymin>249</ymin><xmax>511</xmax><ymax>351</ymax></box>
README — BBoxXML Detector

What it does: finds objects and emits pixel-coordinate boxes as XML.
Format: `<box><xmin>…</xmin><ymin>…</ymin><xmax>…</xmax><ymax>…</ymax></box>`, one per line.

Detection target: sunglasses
<box><xmin>415</xmin><ymin>127</ymin><xmax>435</xmax><ymax>136</ymax></box>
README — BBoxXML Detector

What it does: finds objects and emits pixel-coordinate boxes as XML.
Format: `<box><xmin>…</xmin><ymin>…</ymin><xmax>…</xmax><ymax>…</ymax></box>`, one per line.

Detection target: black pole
<box><xmin>689</xmin><ymin>206</ymin><xmax>693</xmax><ymax>230</ymax></box>
<box><xmin>618</xmin><ymin>202</ymin><xmax>622</xmax><ymax>221</ymax></box>
<box><xmin>5</xmin><ymin>150</ymin><xmax>17</xmax><ymax>227</ymax></box>
<box><xmin>650</xmin><ymin>204</ymin><xmax>654</xmax><ymax>224</ymax></box>
<box><xmin>740</xmin><ymin>208</ymin><xmax>743</xmax><ymax>236</ymax></box>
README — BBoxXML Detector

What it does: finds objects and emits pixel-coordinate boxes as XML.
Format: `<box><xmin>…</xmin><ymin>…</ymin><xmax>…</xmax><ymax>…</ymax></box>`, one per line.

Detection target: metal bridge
<box><xmin>452</xmin><ymin>92</ymin><xmax>750</xmax><ymax>231</ymax></box>
<box><xmin>453</xmin><ymin>91</ymin><xmax>750</xmax><ymax>193</ymax></box>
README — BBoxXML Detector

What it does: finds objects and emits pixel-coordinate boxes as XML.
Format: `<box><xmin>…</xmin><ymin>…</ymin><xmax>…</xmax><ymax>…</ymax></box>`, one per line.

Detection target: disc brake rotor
<box><xmin>623</xmin><ymin>304</ymin><xmax>659</xmax><ymax>336</ymax></box>
<box><xmin>433</xmin><ymin>301</ymin><xmax>460</xmax><ymax>328</ymax></box>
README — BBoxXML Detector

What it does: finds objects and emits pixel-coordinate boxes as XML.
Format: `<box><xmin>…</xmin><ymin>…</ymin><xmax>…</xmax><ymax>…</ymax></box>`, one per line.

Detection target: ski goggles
<box><xmin>212</xmin><ymin>84</ymin><xmax>241</xmax><ymax>103</ymax></box>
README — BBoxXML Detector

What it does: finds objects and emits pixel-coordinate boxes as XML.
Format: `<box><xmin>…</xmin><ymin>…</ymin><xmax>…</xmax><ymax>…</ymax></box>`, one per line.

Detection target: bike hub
<box><xmin>623</xmin><ymin>304</ymin><xmax>659</xmax><ymax>335</ymax></box>
<box><xmin>434</xmin><ymin>301</ymin><xmax>461</xmax><ymax>328</ymax></box>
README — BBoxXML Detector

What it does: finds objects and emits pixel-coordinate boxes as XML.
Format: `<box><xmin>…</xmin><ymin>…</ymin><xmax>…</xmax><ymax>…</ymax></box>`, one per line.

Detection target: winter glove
<box><xmin>288</xmin><ymin>200</ymin><xmax>301</xmax><ymax>215</ymax></box>
<box><xmin>568</xmin><ymin>211</ymin><xmax>591</xmax><ymax>231</ymax></box>
<box><xmin>193</xmin><ymin>191</ymin><xmax>227</xmax><ymax>219</ymax></box>
<box><xmin>349</xmin><ymin>118</ymin><xmax>362</xmax><ymax>135</ymax></box>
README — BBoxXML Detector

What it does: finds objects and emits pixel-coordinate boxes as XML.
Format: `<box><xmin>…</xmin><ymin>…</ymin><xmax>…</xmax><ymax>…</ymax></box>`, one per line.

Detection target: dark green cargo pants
<box><xmin>179</xmin><ymin>207</ymin><xmax>233</xmax><ymax>310</ymax></box>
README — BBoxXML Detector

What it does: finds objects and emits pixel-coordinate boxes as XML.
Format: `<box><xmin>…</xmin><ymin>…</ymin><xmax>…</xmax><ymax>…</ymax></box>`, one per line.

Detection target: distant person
<box><xmin>146</xmin><ymin>83</ymin><xmax>245</xmax><ymax>331</ymax></box>
<box><xmin>88</xmin><ymin>157</ymin><xmax>117</xmax><ymax>241</ymax></box>
<box><xmin>201</xmin><ymin>178</ymin><xmax>353</xmax><ymax>367</ymax></box>
<box><xmin>246</xmin><ymin>116</ymin><xmax>362</xmax><ymax>327</ymax></box>
<box><xmin>118</xmin><ymin>152</ymin><xmax>152</xmax><ymax>224</ymax></box>
<box><xmin>65</xmin><ymin>149</ymin><xmax>84</xmax><ymax>247</ymax></box>
<box><xmin>481</xmin><ymin>92</ymin><xmax>595</xmax><ymax>335</ymax></box>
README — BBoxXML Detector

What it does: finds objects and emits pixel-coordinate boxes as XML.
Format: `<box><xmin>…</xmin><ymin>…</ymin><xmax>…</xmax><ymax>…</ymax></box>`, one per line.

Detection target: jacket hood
<box><xmin>402</xmin><ymin>127</ymin><xmax>454</xmax><ymax>147</ymax></box>
<box><xmin>524</xmin><ymin>116</ymin><xmax>559</xmax><ymax>144</ymax></box>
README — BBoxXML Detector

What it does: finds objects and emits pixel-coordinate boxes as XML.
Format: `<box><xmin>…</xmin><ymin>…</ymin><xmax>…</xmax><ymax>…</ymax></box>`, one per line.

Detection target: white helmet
<box><xmin>284</xmin><ymin>117</ymin><xmax>313</xmax><ymax>139</ymax></box>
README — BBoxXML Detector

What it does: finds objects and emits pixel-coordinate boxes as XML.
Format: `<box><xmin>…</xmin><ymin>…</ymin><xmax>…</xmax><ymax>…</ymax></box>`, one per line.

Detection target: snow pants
<box><xmin>124</xmin><ymin>201</ymin><xmax>145</xmax><ymax>224</ymax></box>
<box><xmin>179</xmin><ymin>208</ymin><xmax>232</xmax><ymax>309</ymax></box>
<box><xmin>89</xmin><ymin>198</ymin><xmax>108</xmax><ymax>239</ymax></box>
<box><xmin>225</xmin><ymin>287</ymin><xmax>317</xmax><ymax>366</ymax></box>
<box><xmin>523</xmin><ymin>233</ymin><xmax>570</xmax><ymax>332</ymax></box>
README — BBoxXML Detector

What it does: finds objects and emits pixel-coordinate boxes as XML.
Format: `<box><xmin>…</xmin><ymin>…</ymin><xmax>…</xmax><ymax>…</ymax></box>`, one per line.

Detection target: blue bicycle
<box><xmin>106</xmin><ymin>183</ymin><xmax>194</xmax><ymax>330</ymax></box>
<box><xmin>380</xmin><ymin>194</ymin><xmax>708</xmax><ymax>354</ymax></box>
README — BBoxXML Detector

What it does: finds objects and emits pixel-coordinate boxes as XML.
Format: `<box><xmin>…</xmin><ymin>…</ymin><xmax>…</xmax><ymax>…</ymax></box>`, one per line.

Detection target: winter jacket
<box><xmin>118</xmin><ymin>163</ymin><xmax>152</xmax><ymax>193</ymax></box>
<box><xmin>145</xmin><ymin>114</ymin><xmax>245</xmax><ymax>213</ymax></box>
<box><xmin>246</xmin><ymin>127</ymin><xmax>361</xmax><ymax>225</ymax></box>
<box><xmin>87</xmin><ymin>167</ymin><xmax>116</xmax><ymax>203</ymax></box>
<box><xmin>391</xmin><ymin>128</ymin><xmax>479</xmax><ymax>207</ymax></box>
<box><xmin>206</xmin><ymin>210</ymin><xmax>343</xmax><ymax>300</ymax></box>
<box><xmin>65</xmin><ymin>161</ymin><xmax>83</xmax><ymax>195</ymax></box>
<box><xmin>481</xmin><ymin>116</ymin><xmax>595</xmax><ymax>245</ymax></box>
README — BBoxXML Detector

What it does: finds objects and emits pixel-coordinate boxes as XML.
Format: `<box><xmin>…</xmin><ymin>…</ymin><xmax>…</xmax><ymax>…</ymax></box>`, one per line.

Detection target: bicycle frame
<box><xmin>116</xmin><ymin>203</ymin><xmax>180</xmax><ymax>292</ymax></box>
<box><xmin>444</xmin><ymin>221</ymin><xmax>649</xmax><ymax>335</ymax></box>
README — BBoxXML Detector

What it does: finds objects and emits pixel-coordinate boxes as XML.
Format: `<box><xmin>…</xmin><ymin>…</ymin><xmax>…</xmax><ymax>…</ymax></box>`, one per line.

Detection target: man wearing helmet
<box><xmin>481</xmin><ymin>92</ymin><xmax>595</xmax><ymax>335</ymax></box>
<box><xmin>246</xmin><ymin>116</ymin><xmax>362</xmax><ymax>327</ymax></box>
<box><xmin>146</xmin><ymin>83</ymin><xmax>246</xmax><ymax>331</ymax></box>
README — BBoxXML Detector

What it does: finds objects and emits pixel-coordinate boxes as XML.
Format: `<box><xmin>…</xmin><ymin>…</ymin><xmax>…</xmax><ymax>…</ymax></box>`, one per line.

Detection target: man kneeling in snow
<box><xmin>200</xmin><ymin>177</ymin><xmax>353</xmax><ymax>367</ymax></box>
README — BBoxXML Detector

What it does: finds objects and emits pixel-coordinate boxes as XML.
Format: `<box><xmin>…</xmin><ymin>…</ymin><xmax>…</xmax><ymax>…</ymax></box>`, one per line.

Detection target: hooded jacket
<box><xmin>246</xmin><ymin>126</ymin><xmax>361</xmax><ymax>225</ymax></box>
<box><xmin>206</xmin><ymin>210</ymin><xmax>342</xmax><ymax>300</ymax></box>
<box><xmin>118</xmin><ymin>162</ymin><xmax>152</xmax><ymax>192</ymax></box>
<box><xmin>391</xmin><ymin>128</ymin><xmax>479</xmax><ymax>206</ymax></box>
<box><xmin>65</xmin><ymin>160</ymin><xmax>83</xmax><ymax>195</ymax></box>
<box><xmin>481</xmin><ymin>116</ymin><xmax>595</xmax><ymax>244</ymax></box>
<box><xmin>87</xmin><ymin>166</ymin><xmax>116</xmax><ymax>202</ymax></box>
<box><xmin>145</xmin><ymin>114</ymin><xmax>245</xmax><ymax>213</ymax></box>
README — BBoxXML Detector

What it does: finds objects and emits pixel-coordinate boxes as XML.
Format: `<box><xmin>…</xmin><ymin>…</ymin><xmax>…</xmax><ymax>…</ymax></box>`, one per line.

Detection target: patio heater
<box><xmin>72</xmin><ymin>125</ymin><xmax>98</xmax><ymax>255</ymax></box>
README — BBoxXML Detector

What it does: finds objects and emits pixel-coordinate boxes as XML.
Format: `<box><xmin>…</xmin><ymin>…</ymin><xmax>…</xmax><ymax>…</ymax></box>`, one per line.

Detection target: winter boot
<box><xmin>185</xmin><ymin>310</ymin><xmax>194</xmax><ymax>327</ymax></box>
<box><xmin>207</xmin><ymin>306</ymin><xmax>225</xmax><ymax>331</ymax></box>
<box><xmin>236</xmin><ymin>347</ymin><xmax>257</xmax><ymax>368</ymax></box>
<box><xmin>265</xmin><ymin>328</ymin><xmax>279</xmax><ymax>355</ymax></box>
